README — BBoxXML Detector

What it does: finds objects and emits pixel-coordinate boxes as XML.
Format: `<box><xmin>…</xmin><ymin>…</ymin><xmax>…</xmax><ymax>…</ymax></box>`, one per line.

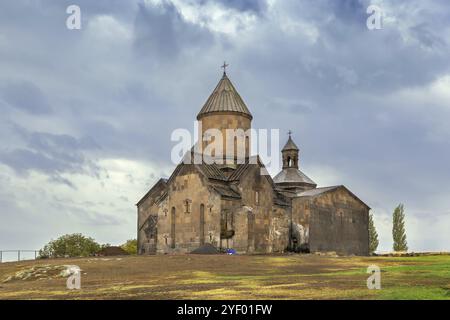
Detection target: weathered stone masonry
<box><xmin>137</xmin><ymin>72</ymin><xmax>370</xmax><ymax>256</ymax></box>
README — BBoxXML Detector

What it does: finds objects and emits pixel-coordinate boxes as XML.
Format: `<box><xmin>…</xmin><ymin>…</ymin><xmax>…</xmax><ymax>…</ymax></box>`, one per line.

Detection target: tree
<box><xmin>392</xmin><ymin>204</ymin><xmax>408</xmax><ymax>252</ymax></box>
<box><xmin>368</xmin><ymin>213</ymin><xmax>379</xmax><ymax>254</ymax></box>
<box><xmin>38</xmin><ymin>233</ymin><xmax>101</xmax><ymax>259</ymax></box>
<box><xmin>121</xmin><ymin>239</ymin><xmax>137</xmax><ymax>255</ymax></box>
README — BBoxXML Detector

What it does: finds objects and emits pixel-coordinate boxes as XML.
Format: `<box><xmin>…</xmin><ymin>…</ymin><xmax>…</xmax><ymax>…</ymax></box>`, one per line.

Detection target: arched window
<box><xmin>245</xmin><ymin>136</ymin><xmax>250</xmax><ymax>157</ymax></box>
<box><xmin>184</xmin><ymin>199</ymin><xmax>191</xmax><ymax>214</ymax></box>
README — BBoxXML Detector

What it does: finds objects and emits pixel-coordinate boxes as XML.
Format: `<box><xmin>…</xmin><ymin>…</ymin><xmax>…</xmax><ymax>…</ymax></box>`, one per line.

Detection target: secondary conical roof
<box><xmin>282</xmin><ymin>136</ymin><xmax>299</xmax><ymax>151</ymax></box>
<box><xmin>273</xmin><ymin>168</ymin><xmax>316</xmax><ymax>186</ymax></box>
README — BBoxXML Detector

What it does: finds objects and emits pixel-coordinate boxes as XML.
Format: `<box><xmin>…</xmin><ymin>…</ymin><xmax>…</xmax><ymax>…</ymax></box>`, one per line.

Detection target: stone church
<box><xmin>137</xmin><ymin>71</ymin><xmax>370</xmax><ymax>256</ymax></box>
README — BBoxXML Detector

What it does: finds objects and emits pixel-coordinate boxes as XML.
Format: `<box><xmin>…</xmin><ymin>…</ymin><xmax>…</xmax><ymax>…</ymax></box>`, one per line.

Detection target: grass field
<box><xmin>0</xmin><ymin>254</ymin><xmax>449</xmax><ymax>300</ymax></box>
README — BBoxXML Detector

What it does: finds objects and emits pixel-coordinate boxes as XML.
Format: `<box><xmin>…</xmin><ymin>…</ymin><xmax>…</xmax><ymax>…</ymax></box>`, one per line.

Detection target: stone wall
<box><xmin>308</xmin><ymin>188</ymin><xmax>369</xmax><ymax>256</ymax></box>
<box><xmin>218</xmin><ymin>198</ymin><xmax>244</xmax><ymax>252</ymax></box>
<box><xmin>160</xmin><ymin>165</ymin><xmax>222</xmax><ymax>253</ymax></box>
<box><xmin>235</xmin><ymin>164</ymin><xmax>289</xmax><ymax>253</ymax></box>
<box><xmin>138</xmin><ymin>162</ymin><xmax>290</xmax><ymax>255</ymax></box>
<box><xmin>268</xmin><ymin>206</ymin><xmax>290</xmax><ymax>253</ymax></box>
<box><xmin>137</xmin><ymin>181</ymin><xmax>166</xmax><ymax>255</ymax></box>
<box><xmin>199</xmin><ymin>113</ymin><xmax>251</xmax><ymax>160</ymax></box>
<box><xmin>137</xmin><ymin>165</ymin><xmax>223</xmax><ymax>254</ymax></box>
<box><xmin>291</xmin><ymin>197</ymin><xmax>311</xmax><ymax>251</ymax></box>
<box><xmin>138</xmin><ymin>169</ymin><xmax>368</xmax><ymax>256</ymax></box>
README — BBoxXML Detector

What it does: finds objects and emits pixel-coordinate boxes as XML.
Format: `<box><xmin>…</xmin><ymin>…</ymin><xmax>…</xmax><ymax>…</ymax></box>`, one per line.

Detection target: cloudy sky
<box><xmin>1</xmin><ymin>0</ymin><xmax>449</xmax><ymax>255</ymax></box>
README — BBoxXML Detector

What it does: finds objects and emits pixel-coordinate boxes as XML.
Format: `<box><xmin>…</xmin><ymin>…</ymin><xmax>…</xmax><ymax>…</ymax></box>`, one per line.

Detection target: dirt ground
<box><xmin>0</xmin><ymin>254</ymin><xmax>449</xmax><ymax>300</ymax></box>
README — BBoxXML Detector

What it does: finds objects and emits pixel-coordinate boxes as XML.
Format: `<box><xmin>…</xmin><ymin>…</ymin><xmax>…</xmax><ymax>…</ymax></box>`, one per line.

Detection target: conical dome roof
<box><xmin>197</xmin><ymin>73</ymin><xmax>252</xmax><ymax>120</ymax></box>
<box><xmin>273</xmin><ymin>168</ymin><xmax>316</xmax><ymax>186</ymax></box>
<box><xmin>282</xmin><ymin>136</ymin><xmax>299</xmax><ymax>151</ymax></box>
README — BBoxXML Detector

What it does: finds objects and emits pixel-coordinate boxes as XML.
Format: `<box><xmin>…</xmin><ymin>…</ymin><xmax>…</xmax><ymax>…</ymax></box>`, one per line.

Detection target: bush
<box><xmin>120</xmin><ymin>239</ymin><xmax>137</xmax><ymax>255</ymax></box>
<box><xmin>38</xmin><ymin>233</ymin><xmax>102</xmax><ymax>259</ymax></box>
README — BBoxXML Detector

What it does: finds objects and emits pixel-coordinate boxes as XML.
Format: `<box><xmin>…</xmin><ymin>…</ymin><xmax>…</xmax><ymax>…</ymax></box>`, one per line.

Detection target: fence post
<box><xmin>0</xmin><ymin>250</ymin><xmax>39</xmax><ymax>263</ymax></box>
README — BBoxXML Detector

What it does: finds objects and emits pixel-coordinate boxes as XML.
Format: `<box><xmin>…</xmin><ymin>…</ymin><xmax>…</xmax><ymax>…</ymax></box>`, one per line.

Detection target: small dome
<box><xmin>273</xmin><ymin>167</ymin><xmax>316</xmax><ymax>186</ymax></box>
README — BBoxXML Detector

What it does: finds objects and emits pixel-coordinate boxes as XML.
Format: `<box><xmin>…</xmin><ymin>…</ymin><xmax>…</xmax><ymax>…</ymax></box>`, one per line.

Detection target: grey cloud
<box><xmin>46</xmin><ymin>0</ymin><xmax>138</xmax><ymax>16</ymax></box>
<box><xmin>1</xmin><ymin>81</ymin><xmax>52</xmax><ymax>114</ymax></box>
<box><xmin>0</xmin><ymin>0</ymin><xmax>449</xmax><ymax>251</ymax></box>
<box><xmin>328</xmin><ymin>0</ymin><xmax>368</xmax><ymax>23</ymax></box>
<box><xmin>0</xmin><ymin>194</ymin><xmax>46</xmax><ymax>249</ymax></box>
<box><xmin>0</xmin><ymin>149</ymin><xmax>64</xmax><ymax>175</ymax></box>
<box><xmin>48</xmin><ymin>175</ymin><xmax>77</xmax><ymax>189</ymax></box>
<box><xmin>409</xmin><ymin>23</ymin><xmax>446</xmax><ymax>49</ymax></box>
<box><xmin>26</xmin><ymin>131</ymin><xmax>99</xmax><ymax>161</ymax></box>
<box><xmin>0</xmin><ymin>127</ymin><xmax>100</xmax><ymax>178</ymax></box>
<box><xmin>66</xmin><ymin>207</ymin><xmax>124</xmax><ymax>226</ymax></box>
<box><xmin>237</xmin><ymin>0</ymin><xmax>450</xmax><ymax>99</ymax></box>
<box><xmin>266</xmin><ymin>98</ymin><xmax>315</xmax><ymax>114</ymax></box>
<box><xmin>211</xmin><ymin>0</ymin><xmax>267</xmax><ymax>14</ymax></box>
<box><xmin>133</xmin><ymin>1</ymin><xmax>214</xmax><ymax>61</ymax></box>
<box><xmin>49</xmin><ymin>196</ymin><xmax>125</xmax><ymax>226</ymax></box>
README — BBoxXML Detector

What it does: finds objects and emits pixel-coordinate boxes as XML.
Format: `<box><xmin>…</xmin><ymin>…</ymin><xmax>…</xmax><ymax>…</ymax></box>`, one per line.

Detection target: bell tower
<box><xmin>282</xmin><ymin>131</ymin><xmax>299</xmax><ymax>169</ymax></box>
<box><xmin>274</xmin><ymin>132</ymin><xmax>317</xmax><ymax>193</ymax></box>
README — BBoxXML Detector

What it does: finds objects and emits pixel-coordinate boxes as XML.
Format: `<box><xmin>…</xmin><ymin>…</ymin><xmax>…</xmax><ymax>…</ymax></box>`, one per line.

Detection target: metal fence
<box><xmin>0</xmin><ymin>250</ymin><xmax>39</xmax><ymax>263</ymax></box>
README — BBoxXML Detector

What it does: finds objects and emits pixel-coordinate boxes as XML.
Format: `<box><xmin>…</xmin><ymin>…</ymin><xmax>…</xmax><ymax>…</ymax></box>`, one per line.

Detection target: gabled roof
<box><xmin>144</xmin><ymin>151</ymin><xmax>285</xmax><ymax>203</ymax></box>
<box><xmin>197</xmin><ymin>163</ymin><xmax>228</xmax><ymax>181</ymax></box>
<box><xmin>164</xmin><ymin>162</ymin><xmax>242</xmax><ymax>200</ymax></box>
<box><xmin>210</xmin><ymin>184</ymin><xmax>241</xmax><ymax>199</ymax></box>
<box><xmin>197</xmin><ymin>73</ymin><xmax>252</xmax><ymax>120</ymax></box>
<box><xmin>273</xmin><ymin>167</ymin><xmax>316</xmax><ymax>186</ymax></box>
<box><xmin>165</xmin><ymin>162</ymin><xmax>227</xmax><ymax>187</ymax></box>
<box><xmin>227</xmin><ymin>162</ymin><xmax>255</xmax><ymax>181</ymax></box>
<box><xmin>136</xmin><ymin>178</ymin><xmax>168</xmax><ymax>206</ymax></box>
<box><xmin>297</xmin><ymin>186</ymin><xmax>340</xmax><ymax>197</ymax></box>
<box><xmin>297</xmin><ymin>185</ymin><xmax>371</xmax><ymax>210</ymax></box>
